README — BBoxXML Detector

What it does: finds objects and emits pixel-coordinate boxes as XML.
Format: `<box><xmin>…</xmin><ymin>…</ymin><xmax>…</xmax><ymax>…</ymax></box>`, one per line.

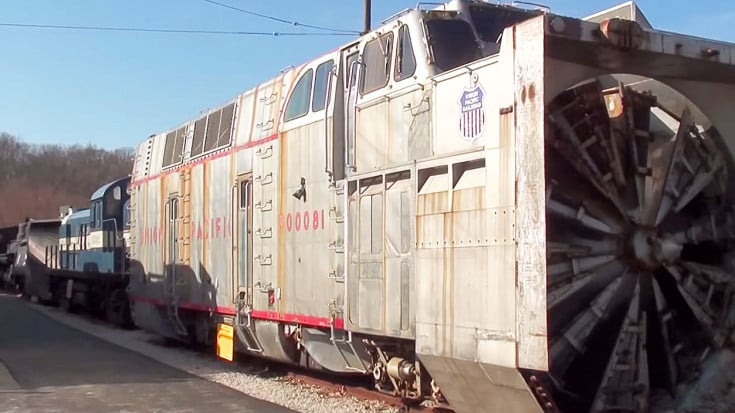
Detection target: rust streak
<box><xmin>159</xmin><ymin>172</ymin><xmax>166</xmax><ymax>268</ymax></box>
<box><xmin>276</xmin><ymin>74</ymin><xmax>288</xmax><ymax>314</ymax></box>
<box><xmin>202</xmin><ymin>161</ymin><xmax>209</xmax><ymax>269</ymax></box>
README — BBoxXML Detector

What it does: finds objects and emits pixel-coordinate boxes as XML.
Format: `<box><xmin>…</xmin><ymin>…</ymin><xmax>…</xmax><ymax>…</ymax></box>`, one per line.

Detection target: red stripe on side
<box><xmin>130</xmin><ymin>133</ymin><xmax>279</xmax><ymax>188</ymax></box>
<box><xmin>130</xmin><ymin>295</ymin><xmax>344</xmax><ymax>329</ymax></box>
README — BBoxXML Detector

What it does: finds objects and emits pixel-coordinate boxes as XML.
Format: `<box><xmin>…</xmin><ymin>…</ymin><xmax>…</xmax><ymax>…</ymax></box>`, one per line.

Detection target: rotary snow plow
<box><xmin>419</xmin><ymin>5</ymin><xmax>735</xmax><ymax>413</ymax></box>
<box><xmin>515</xmin><ymin>9</ymin><xmax>735</xmax><ymax>413</ymax></box>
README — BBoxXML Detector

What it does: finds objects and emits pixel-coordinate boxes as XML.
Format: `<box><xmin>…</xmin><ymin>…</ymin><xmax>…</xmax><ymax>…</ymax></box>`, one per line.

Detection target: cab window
<box><xmin>284</xmin><ymin>69</ymin><xmax>314</xmax><ymax>121</ymax></box>
<box><xmin>312</xmin><ymin>60</ymin><xmax>334</xmax><ymax>112</ymax></box>
<box><xmin>424</xmin><ymin>19</ymin><xmax>480</xmax><ymax>72</ymax></box>
<box><xmin>394</xmin><ymin>25</ymin><xmax>416</xmax><ymax>82</ymax></box>
<box><xmin>361</xmin><ymin>32</ymin><xmax>394</xmax><ymax>94</ymax></box>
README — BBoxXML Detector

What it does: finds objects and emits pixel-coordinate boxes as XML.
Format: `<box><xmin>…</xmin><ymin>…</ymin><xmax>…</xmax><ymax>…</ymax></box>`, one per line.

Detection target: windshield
<box><xmin>424</xmin><ymin>19</ymin><xmax>482</xmax><ymax>72</ymax></box>
<box><xmin>468</xmin><ymin>5</ymin><xmax>538</xmax><ymax>44</ymax></box>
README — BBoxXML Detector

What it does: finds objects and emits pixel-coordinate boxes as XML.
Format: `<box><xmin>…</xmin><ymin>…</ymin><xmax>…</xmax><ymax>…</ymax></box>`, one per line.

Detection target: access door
<box><xmin>233</xmin><ymin>175</ymin><xmax>253</xmax><ymax>305</ymax></box>
<box><xmin>342</xmin><ymin>42</ymin><xmax>360</xmax><ymax>173</ymax></box>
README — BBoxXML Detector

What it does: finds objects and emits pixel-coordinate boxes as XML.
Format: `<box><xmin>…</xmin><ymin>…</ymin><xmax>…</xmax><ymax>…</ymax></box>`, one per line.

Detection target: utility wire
<box><xmin>201</xmin><ymin>0</ymin><xmax>360</xmax><ymax>35</ymax></box>
<box><xmin>0</xmin><ymin>22</ymin><xmax>355</xmax><ymax>36</ymax></box>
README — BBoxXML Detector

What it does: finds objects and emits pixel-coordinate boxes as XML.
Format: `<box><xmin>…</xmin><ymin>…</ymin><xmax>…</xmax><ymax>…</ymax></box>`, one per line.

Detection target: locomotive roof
<box><xmin>90</xmin><ymin>175</ymin><xmax>131</xmax><ymax>201</ymax></box>
<box><xmin>144</xmin><ymin>0</ymin><xmax>648</xmax><ymax>141</ymax></box>
<box><xmin>67</xmin><ymin>208</ymin><xmax>90</xmax><ymax>220</ymax></box>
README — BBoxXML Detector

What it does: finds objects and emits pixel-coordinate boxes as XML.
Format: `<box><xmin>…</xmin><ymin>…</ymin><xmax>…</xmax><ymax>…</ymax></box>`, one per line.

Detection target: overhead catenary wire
<box><xmin>201</xmin><ymin>0</ymin><xmax>361</xmax><ymax>35</ymax></box>
<box><xmin>0</xmin><ymin>22</ymin><xmax>355</xmax><ymax>36</ymax></box>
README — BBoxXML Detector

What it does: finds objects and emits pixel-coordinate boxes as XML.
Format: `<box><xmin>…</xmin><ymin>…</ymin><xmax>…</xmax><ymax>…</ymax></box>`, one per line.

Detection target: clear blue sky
<box><xmin>1</xmin><ymin>0</ymin><xmax>733</xmax><ymax>150</ymax></box>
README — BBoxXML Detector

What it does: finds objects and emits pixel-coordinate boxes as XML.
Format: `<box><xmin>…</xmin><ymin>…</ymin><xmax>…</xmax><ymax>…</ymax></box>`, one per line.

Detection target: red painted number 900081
<box><xmin>279</xmin><ymin>210</ymin><xmax>325</xmax><ymax>232</ymax></box>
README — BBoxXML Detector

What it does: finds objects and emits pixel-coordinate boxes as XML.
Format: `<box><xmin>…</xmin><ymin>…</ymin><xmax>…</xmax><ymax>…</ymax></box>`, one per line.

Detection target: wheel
<box><xmin>105</xmin><ymin>288</ymin><xmax>131</xmax><ymax>327</ymax></box>
<box><xmin>59</xmin><ymin>295</ymin><xmax>73</xmax><ymax>313</ymax></box>
<box><xmin>542</xmin><ymin>76</ymin><xmax>735</xmax><ymax>412</ymax></box>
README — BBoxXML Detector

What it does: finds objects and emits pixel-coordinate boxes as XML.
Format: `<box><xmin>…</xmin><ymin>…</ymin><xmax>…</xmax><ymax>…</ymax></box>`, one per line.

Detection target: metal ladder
<box><xmin>253</xmin><ymin>144</ymin><xmax>274</xmax><ymax>289</ymax></box>
<box><xmin>179</xmin><ymin>170</ymin><xmax>192</xmax><ymax>266</ymax></box>
<box><xmin>327</xmin><ymin>181</ymin><xmax>345</xmax><ymax>283</ymax></box>
<box><xmin>164</xmin><ymin>266</ymin><xmax>188</xmax><ymax>337</ymax></box>
<box><xmin>165</xmin><ymin>196</ymin><xmax>188</xmax><ymax>337</ymax></box>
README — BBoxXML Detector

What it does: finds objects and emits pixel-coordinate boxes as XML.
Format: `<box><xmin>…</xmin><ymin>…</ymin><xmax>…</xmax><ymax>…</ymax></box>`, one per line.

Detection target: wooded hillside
<box><xmin>0</xmin><ymin>132</ymin><xmax>134</xmax><ymax>227</ymax></box>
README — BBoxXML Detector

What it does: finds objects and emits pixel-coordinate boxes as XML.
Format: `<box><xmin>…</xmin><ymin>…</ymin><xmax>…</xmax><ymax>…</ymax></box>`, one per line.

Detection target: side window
<box><xmin>161</xmin><ymin>126</ymin><xmax>186</xmax><ymax>168</ymax></box>
<box><xmin>311</xmin><ymin>60</ymin><xmax>334</xmax><ymax>112</ymax></box>
<box><xmin>95</xmin><ymin>202</ymin><xmax>103</xmax><ymax>228</ymax></box>
<box><xmin>394</xmin><ymin>25</ymin><xmax>416</xmax><ymax>82</ymax></box>
<box><xmin>361</xmin><ymin>32</ymin><xmax>394</xmax><ymax>95</ymax></box>
<box><xmin>122</xmin><ymin>200</ymin><xmax>130</xmax><ymax>229</ymax></box>
<box><xmin>284</xmin><ymin>69</ymin><xmax>314</xmax><ymax>122</ymax></box>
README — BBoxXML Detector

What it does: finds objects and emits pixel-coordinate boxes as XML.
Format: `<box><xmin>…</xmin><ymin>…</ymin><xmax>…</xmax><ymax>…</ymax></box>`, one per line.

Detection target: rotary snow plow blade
<box><xmin>417</xmin><ymin>9</ymin><xmax>735</xmax><ymax>413</ymax></box>
<box><xmin>524</xmin><ymin>11</ymin><xmax>735</xmax><ymax>413</ymax></box>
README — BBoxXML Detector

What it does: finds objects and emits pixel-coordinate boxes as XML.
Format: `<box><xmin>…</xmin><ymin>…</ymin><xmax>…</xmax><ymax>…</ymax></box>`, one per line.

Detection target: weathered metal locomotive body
<box><xmin>127</xmin><ymin>1</ymin><xmax>735</xmax><ymax>411</ymax></box>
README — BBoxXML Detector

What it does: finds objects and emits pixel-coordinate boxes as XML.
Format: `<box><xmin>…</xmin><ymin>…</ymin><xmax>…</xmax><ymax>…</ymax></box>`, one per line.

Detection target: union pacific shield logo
<box><xmin>458</xmin><ymin>84</ymin><xmax>486</xmax><ymax>142</ymax></box>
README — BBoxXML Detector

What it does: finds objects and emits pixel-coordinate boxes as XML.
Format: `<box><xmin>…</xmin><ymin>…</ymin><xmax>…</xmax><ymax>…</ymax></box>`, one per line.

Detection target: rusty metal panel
<box><xmin>583</xmin><ymin>2</ymin><xmax>653</xmax><ymax>30</ymax></box>
<box><xmin>345</xmin><ymin>171</ymin><xmax>414</xmax><ymax>338</ymax></box>
<box><xmin>280</xmin><ymin>123</ymin><xmax>338</xmax><ymax>318</ymax></box>
<box><xmin>418</xmin><ymin>355</ymin><xmax>542</xmax><ymax>413</ymax></box>
<box><xmin>235</xmin><ymin>90</ymin><xmax>257</xmax><ymax>173</ymax></box>
<box><xmin>189</xmin><ymin>163</ymin><xmax>204</xmax><ymax>299</ymax></box>
<box><xmin>355</xmin><ymin>101</ymin><xmax>388</xmax><ymax>171</ymax></box>
<box><xmin>398</xmin><ymin>89</ymin><xmax>429</xmax><ymax>160</ymax></box>
<box><xmin>251</xmin><ymin>135</ymin><xmax>279</xmax><ymax>312</ymax></box>
<box><xmin>415</xmin><ymin>151</ymin><xmax>518</xmax><ymax>368</ymax></box>
<box><xmin>234</xmin><ymin>89</ymin><xmax>256</xmax><ymax>146</ymax></box>
<box><xmin>131</xmin><ymin>136</ymin><xmax>154</xmax><ymax>180</ymax></box>
<box><xmin>386</xmin><ymin>88</ymin><xmax>425</xmax><ymax>164</ymax></box>
<box><xmin>253</xmin><ymin>77</ymin><xmax>283</xmax><ymax>141</ymax></box>
<box><xmin>204</xmin><ymin>155</ymin><xmax>233</xmax><ymax>307</ymax></box>
<box><xmin>147</xmin><ymin>132</ymin><xmax>166</xmax><ymax>177</ymax></box>
<box><xmin>431</xmin><ymin>58</ymin><xmax>500</xmax><ymax>156</ymax></box>
<box><xmin>384</xmin><ymin>176</ymin><xmax>413</xmax><ymax>335</ymax></box>
<box><xmin>280</xmin><ymin>127</ymin><xmax>303</xmax><ymax>314</ymax></box>
<box><xmin>514</xmin><ymin>16</ymin><xmax>548</xmax><ymax>371</ymax></box>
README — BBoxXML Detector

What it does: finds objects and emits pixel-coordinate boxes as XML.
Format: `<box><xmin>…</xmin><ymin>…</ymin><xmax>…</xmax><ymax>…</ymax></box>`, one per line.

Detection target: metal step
<box><xmin>235</xmin><ymin>303</ymin><xmax>263</xmax><ymax>353</ymax></box>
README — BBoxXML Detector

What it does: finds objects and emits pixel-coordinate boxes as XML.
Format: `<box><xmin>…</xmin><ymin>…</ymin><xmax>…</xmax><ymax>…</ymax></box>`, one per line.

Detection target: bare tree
<box><xmin>0</xmin><ymin>132</ymin><xmax>134</xmax><ymax>226</ymax></box>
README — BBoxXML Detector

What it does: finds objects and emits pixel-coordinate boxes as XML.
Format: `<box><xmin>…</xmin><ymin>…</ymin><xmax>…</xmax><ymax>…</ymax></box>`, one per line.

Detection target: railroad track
<box><xmin>199</xmin><ymin>343</ymin><xmax>453</xmax><ymax>412</ymax></box>
<box><xmin>133</xmin><ymin>326</ymin><xmax>456</xmax><ymax>412</ymax></box>
<box><xmin>281</xmin><ymin>370</ymin><xmax>454</xmax><ymax>413</ymax></box>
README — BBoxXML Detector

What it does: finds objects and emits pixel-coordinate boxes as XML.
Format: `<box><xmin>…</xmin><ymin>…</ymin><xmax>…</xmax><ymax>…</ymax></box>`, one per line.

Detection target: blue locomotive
<box><xmin>17</xmin><ymin>175</ymin><xmax>134</xmax><ymax>326</ymax></box>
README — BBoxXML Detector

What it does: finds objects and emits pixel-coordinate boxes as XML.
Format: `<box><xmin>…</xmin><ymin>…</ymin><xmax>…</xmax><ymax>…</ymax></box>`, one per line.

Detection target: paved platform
<box><xmin>0</xmin><ymin>292</ymin><xmax>295</xmax><ymax>413</ymax></box>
